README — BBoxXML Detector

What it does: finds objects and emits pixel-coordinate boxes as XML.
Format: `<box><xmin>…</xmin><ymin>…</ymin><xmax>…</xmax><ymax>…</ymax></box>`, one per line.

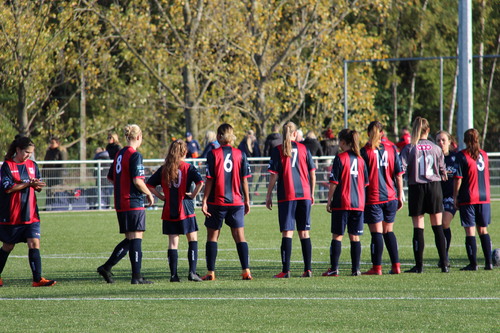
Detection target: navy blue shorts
<box><xmin>205</xmin><ymin>205</ymin><xmax>245</xmax><ymax>230</ymax></box>
<box><xmin>458</xmin><ymin>203</ymin><xmax>491</xmax><ymax>228</ymax></box>
<box><xmin>443</xmin><ymin>197</ymin><xmax>457</xmax><ymax>215</ymax></box>
<box><xmin>117</xmin><ymin>210</ymin><xmax>146</xmax><ymax>233</ymax></box>
<box><xmin>0</xmin><ymin>222</ymin><xmax>41</xmax><ymax>244</ymax></box>
<box><xmin>163</xmin><ymin>217</ymin><xmax>198</xmax><ymax>235</ymax></box>
<box><xmin>364</xmin><ymin>200</ymin><xmax>398</xmax><ymax>224</ymax></box>
<box><xmin>408</xmin><ymin>182</ymin><xmax>443</xmax><ymax>216</ymax></box>
<box><xmin>331</xmin><ymin>210</ymin><xmax>364</xmax><ymax>236</ymax></box>
<box><xmin>278</xmin><ymin>200</ymin><xmax>312</xmax><ymax>232</ymax></box>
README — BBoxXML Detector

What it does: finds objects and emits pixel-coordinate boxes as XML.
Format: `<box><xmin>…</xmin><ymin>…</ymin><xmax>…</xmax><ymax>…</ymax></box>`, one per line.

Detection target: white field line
<box><xmin>0</xmin><ymin>296</ymin><xmax>498</xmax><ymax>301</ymax></box>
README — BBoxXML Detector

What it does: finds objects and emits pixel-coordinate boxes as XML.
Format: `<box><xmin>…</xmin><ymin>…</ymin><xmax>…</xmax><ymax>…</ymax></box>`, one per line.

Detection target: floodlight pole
<box><xmin>440</xmin><ymin>57</ymin><xmax>444</xmax><ymax>131</ymax></box>
<box><xmin>457</xmin><ymin>0</ymin><xmax>473</xmax><ymax>149</ymax></box>
<box><xmin>343</xmin><ymin>60</ymin><xmax>348</xmax><ymax>128</ymax></box>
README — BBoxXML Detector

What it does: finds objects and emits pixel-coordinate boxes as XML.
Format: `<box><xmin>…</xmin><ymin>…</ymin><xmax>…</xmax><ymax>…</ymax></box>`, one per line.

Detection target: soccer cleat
<box><xmin>131</xmin><ymin>277</ymin><xmax>153</xmax><ymax>284</ymax></box>
<box><xmin>0</xmin><ymin>278</ymin><xmax>3</xmax><ymax>287</ymax></box>
<box><xmin>460</xmin><ymin>264</ymin><xmax>478</xmax><ymax>271</ymax></box>
<box><xmin>404</xmin><ymin>266</ymin><xmax>423</xmax><ymax>273</ymax></box>
<box><xmin>441</xmin><ymin>265</ymin><xmax>450</xmax><ymax>273</ymax></box>
<box><xmin>322</xmin><ymin>268</ymin><xmax>339</xmax><ymax>277</ymax></box>
<box><xmin>362</xmin><ymin>265</ymin><xmax>382</xmax><ymax>275</ymax></box>
<box><xmin>201</xmin><ymin>273</ymin><xmax>215</xmax><ymax>281</ymax></box>
<box><xmin>437</xmin><ymin>260</ymin><xmax>451</xmax><ymax>269</ymax></box>
<box><xmin>188</xmin><ymin>272</ymin><xmax>203</xmax><ymax>282</ymax></box>
<box><xmin>351</xmin><ymin>270</ymin><xmax>361</xmax><ymax>276</ymax></box>
<box><xmin>97</xmin><ymin>265</ymin><xmax>115</xmax><ymax>284</ymax></box>
<box><xmin>484</xmin><ymin>264</ymin><xmax>493</xmax><ymax>271</ymax></box>
<box><xmin>32</xmin><ymin>278</ymin><xmax>56</xmax><ymax>287</ymax></box>
<box><xmin>389</xmin><ymin>263</ymin><xmax>401</xmax><ymax>275</ymax></box>
<box><xmin>300</xmin><ymin>270</ymin><xmax>312</xmax><ymax>278</ymax></box>
<box><xmin>273</xmin><ymin>271</ymin><xmax>290</xmax><ymax>278</ymax></box>
<box><xmin>241</xmin><ymin>271</ymin><xmax>253</xmax><ymax>280</ymax></box>
<box><xmin>170</xmin><ymin>274</ymin><xmax>180</xmax><ymax>282</ymax></box>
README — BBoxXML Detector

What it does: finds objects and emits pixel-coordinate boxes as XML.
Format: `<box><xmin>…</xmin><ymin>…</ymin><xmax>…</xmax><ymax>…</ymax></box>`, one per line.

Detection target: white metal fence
<box><xmin>4</xmin><ymin>153</ymin><xmax>500</xmax><ymax>211</ymax></box>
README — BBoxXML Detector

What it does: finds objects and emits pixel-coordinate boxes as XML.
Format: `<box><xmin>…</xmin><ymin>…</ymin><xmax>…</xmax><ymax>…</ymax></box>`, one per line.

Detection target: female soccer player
<box><xmin>400</xmin><ymin>117</ymin><xmax>449</xmax><ymax>273</ymax></box>
<box><xmin>436</xmin><ymin>130</ymin><xmax>457</xmax><ymax>268</ymax></box>
<box><xmin>97</xmin><ymin>124</ymin><xmax>155</xmax><ymax>284</ymax></box>
<box><xmin>453</xmin><ymin>129</ymin><xmax>494</xmax><ymax>271</ymax></box>
<box><xmin>361</xmin><ymin>121</ymin><xmax>404</xmax><ymax>275</ymax></box>
<box><xmin>147</xmin><ymin>140</ymin><xmax>204</xmax><ymax>282</ymax></box>
<box><xmin>323</xmin><ymin>129</ymin><xmax>368</xmax><ymax>277</ymax></box>
<box><xmin>0</xmin><ymin>136</ymin><xmax>56</xmax><ymax>287</ymax></box>
<box><xmin>266</xmin><ymin>121</ymin><xmax>316</xmax><ymax>278</ymax></box>
<box><xmin>201</xmin><ymin>123</ymin><xmax>253</xmax><ymax>281</ymax></box>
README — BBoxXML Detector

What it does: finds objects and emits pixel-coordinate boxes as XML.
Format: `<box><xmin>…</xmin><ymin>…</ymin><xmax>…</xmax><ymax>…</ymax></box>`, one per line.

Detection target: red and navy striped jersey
<box><xmin>329</xmin><ymin>150</ymin><xmax>369</xmax><ymax>211</ymax></box>
<box><xmin>441</xmin><ymin>152</ymin><xmax>457</xmax><ymax>198</ymax></box>
<box><xmin>146</xmin><ymin>162</ymin><xmax>203</xmax><ymax>221</ymax></box>
<box><xmin>454</xmin><ymin>149</ymin><xmax>490</xmax><ymax>205</ymax></box>
<box><xmin>268</xmin><ymin>142</ymin><xmax>316</xmax><ymax>202</ymax></box>
<box><xmin>205</xmin><ymin>145</ymin><xmax>251</xmax><ymax>206</ymax></box>
<box><xmin>0</xmin><ymin>159</ymin><xmax>41</xmax><ymax>225</ymax></box>
<box><xmin>107</xmin><ymin>146</ymin><xmax>146</xmax><ymax>212</ymax></box>
<box><xmin>361</xmin><ymin>143</ymin><xmax>403</xmax><ymax>205</ymax></box>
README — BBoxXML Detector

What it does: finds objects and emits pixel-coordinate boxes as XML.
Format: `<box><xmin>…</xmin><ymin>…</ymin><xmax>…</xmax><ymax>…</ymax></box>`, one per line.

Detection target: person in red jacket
<box><xmin>0</xmin><ymin>136</ymin><xmax>55</xmax><ymax>287</ymax></box>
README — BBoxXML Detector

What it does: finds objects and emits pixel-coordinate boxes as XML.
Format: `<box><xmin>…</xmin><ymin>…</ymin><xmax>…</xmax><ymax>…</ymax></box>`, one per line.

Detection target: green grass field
<box><xmin>0</xmin><ymin>204</ymin><xmax>499</xmax><ymax>332</ymax></box>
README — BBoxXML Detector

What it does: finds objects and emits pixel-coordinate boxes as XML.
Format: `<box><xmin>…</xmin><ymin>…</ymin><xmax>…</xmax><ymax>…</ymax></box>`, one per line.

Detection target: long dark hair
<box><xmin>5</xmin><ymin>136</ymin><xmax>35</xmax><ymax>161</ymax></box>
<box><xmin>463</xmin><ymin>128</ymin><xmax>481</xmax><ymax>160</ymax></box>
<box><xmin>338</xmin><ymin>129</ymin><xmax>361</xmax><ymax>157</ymax></box>
<box><xmin>162</xmin><ymin>140</ymin><xmax>187</xmax><ymax>186</ymax></box>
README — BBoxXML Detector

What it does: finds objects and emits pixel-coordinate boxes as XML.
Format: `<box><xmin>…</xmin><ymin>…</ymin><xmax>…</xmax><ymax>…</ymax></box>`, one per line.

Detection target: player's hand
<box><xmin>326</xmin><ymin>203</ymin><xmax>332</xmax><ymax>213</ymax></box>
<box><xmin>311</xmin><ymin>196</ymin><xmax>315</xmax><ymax>205</ymax></box>
<box><xmin>185</xmin><ymin>192</ymin><xmax>193</xmax><ymax>199</ymax></box>
<box><xmin>397</xmin><ymin>198</ymin><xmax>404</xmax><ymax>211</ymax></box>
<box><xmin>30</xmin><ymin>178</ymin><xmax>46</xmax><ymax>188</ymax></box>
<box><xmin>244</xmin><ymin>202</ymin><xmax>250</xmax><ymax>215</ymax></box>
<box><xmin>265</xmin><ymin>195</ymin><xmax>272</xmax><ymax>210</ymax></box>
<box><xmin>202</xmin><ymin>201</ymin><xmax>211</xmax><ymax>217</ymax></box>
<box><xmin>145</xmin><ymin>193</ymin><xmax>154</xmax><ymax>207</ymax></box>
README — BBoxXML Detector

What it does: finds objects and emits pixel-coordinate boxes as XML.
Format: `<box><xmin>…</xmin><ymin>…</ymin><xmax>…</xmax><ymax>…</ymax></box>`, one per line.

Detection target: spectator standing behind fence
<box><xmin>0</xmin><ymin>137</ymin><xmax>56</xmax><ymax>287</ymax></box>
<box><xmin>97</xmin><ymin>124</ymin><xmax>155</xmax><ymax>284</ymax></box>
<box><xmin>302</xmin><ymin>131</ymin><xmax>323</xmax><ymax>158</ymax></box>
<box><xmin>320</xmin><ymin>129</ymin><xmax>339</xmax><ymax>157</ymax></box>
<box><xmin>238</xmin><ymin>130</ymin><xmax>261</xmax><ymax>159</ymax></box>
<box><xmin>147</xmin><ymin>140</ymin><xmax>204</xmax><ymax>282</ymax></box>
<box><xmin>186</xmin><ymin>132</ymin><xmax>201</xmax><ymax>158</ymax></box>
<box><xmin>43</xmin><ymin>136</ymin><xmax>67</xmax><ymax>209</ymax></box>
<box><xmin>396</xmin><ymin>127</ymin><xmax>411</xmax><ymax>152</ymax></box>
<box><xmin>200</xmin><ymin>130</ymin><xmax>220</xmax><ymax>158</ymax></box>
<box><xmin>106</xmin><ymin>132</ymin><xmax>122</xmax><ymax>160</ymax></box>
<box><xmin>263</xmin><ymin>124</ymin><xmax>283</xmax><ymax>157</ymax></box>
<box><xmin>91</xmin><ymin>147</ymin><xmax>111</xmax><ymax>209</ymax></box>
<box><xmin>453</xmin><ymin>129</ymin><xmax>494</xmax><ymax>271</ymax></box>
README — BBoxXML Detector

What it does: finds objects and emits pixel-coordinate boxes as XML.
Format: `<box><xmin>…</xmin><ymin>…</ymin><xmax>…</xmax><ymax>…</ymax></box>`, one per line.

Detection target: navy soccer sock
<box><xmin>432</xmin><ymin>225</ymin><xmax>448</xmax><ymax>266</ymax></box>
<box><xmin>104</xmin><ymin>238</ymin><xmax>130</xmax><ymax>269</ymax></box>
<box><xmin>129</xmin><ymin>239</ymin><xmax>143</xmax><ymax>279</ymax></box>
<box><xmin>28</xmin><ymin>249</ymin><xmax>42</xmax><ymax>282</ymax></box>
<box><xmin>383</xmin><ymin>232</ymin><xmax>400</xmax><ymax>264</ymax></box>
<box><xmin>370</xmin><ymin>232</ymin><xmax>384</xmax><ymax>266</ymax></box>
<box><xmin>412</xmin><ymin>228</ymin><xmax>425</xmax><ymax>269</ymax></box>
<box><xmin>206</xmin><ymin>241</ymin><xmax>218</xmax><ymax>272</ymax></box>
<box><xmin>443</xmin><ymin>228</ymin><xmax>452</xmax><ymax>253</ymax></box>
<box><xmin>479</xmin><ymin>234</ymin><xmax>492</xmax><ymax>266</ymax></box>
<box><xmin>465</xmin><ymin>236</ymin><xmax>477</xmax><ymax>266</ymax></box>
<box><xmin>300</xmin><ymin>238</ymin><xmax>312</xmax><ymax>272</ymax></box>
<box><xmin>281</xmin><ymin>237</ymin><xmax>292</xmax><ymax>272</ymax></box>
<box><xmin>188</xmin><ymin>241</ymin><xmax>198</xmax><ymax>273</ymax></box>
<box><xmin>350</xmin><ymin>241</ymin><xmax>361</xmax><ymax>272</ymax></box>
<box><xmin>236</xmin><ymin>242</ymin><xmax>250</xmax><ymax>270</ymax></box>
<box><xmin>168</xmin><ymin>249</ymin><xmax>178</xmax><ymax>277</ymax></box>
<box><xmin>0</xmin><ymin>248</ymin><xmax>11</xmax><ymax>275</ymax></box>
<box><xmin>330</xmin><ymin>240</ymin><xmax>342</xmax><ymax>271</ymax></box>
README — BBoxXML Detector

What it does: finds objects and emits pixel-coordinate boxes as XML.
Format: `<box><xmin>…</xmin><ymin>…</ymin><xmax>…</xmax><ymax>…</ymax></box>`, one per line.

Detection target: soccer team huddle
<box><xmin>0</xmin><ymin>118</ymin><xmax>495</xmax><ymax>286</ymax></box>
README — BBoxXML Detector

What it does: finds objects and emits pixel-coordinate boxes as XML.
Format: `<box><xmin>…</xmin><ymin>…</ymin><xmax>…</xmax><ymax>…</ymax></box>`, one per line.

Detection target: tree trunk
<box><xmin>183</xmin><ymin>63</ymin><xmax>199</xmax><ymax>139</ymax></box>
<box><xmin>447</xmin><ymin>53</ymin><xmax>459</xmax><ymax>134</ymax></box>
<box><xmin>17</xmin><ymin>83</ymin><xmax>29</xmax><ymax>136</ymax></box>
<box><xmin>392</xmin><ymin>65</ymin><xmax>399</xmax><ymax>138</ymax></box>
<box><xmin>481</xmin><ymin>33</ymin><xmax>500</xmax><ymax>146</ymax></box>
<box><xmin>80</xmin><ymin>68</ymin><xmax>87</xmax><ymax>182</ymax></box>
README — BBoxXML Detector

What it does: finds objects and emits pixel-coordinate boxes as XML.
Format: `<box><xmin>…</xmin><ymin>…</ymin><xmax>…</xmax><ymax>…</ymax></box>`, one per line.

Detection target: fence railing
<box><xmin>4</xmin><ymin>153</ymin><xmax>500</xmax><ymax>211</ymax></box>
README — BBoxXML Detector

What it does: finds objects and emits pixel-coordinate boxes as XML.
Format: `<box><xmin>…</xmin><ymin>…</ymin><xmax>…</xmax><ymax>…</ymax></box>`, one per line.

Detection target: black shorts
<box><xmin>408</xmin><ymin>182</ymin><xmax>443</xmax><ymax>216</ymax></box>
<box><xmin>204</xmin><ymin>205</ymin><xmax>245</xmax><ymax>230</ymax></box>
<box><xmin>278</xmin><ymin>200</ymin><xmax>312</xmax><ymax>232</ymax></box>
<box><xmin>331</xmin><ymin>210</ymin><xmax>364</xmax><ymax>236</ymax></box>
<box><xmin>163</xmin><ymin>217</ymin><xmax>198</xmax><ymax>235</ymax></box>
<box><xmin>459</xmin><ymin>204</ymin><xmax>491</xmax><ymax>228</ymax></box>
<box><xmin>0</xmin><ymin>222</ymin><xmax>41</xmax><ymax>244</ymax></box>
<box><xmin>117</xmin><ymin>210</ymin><xmax>146</xmax><ymax>233</ymax></box>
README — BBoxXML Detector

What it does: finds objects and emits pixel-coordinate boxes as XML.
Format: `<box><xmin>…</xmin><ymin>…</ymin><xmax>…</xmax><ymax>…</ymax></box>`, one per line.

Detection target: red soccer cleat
<box><xmin>32</xmin><ymin>277</ymin><xmax>56</xmax><ymax>287</ymax></box>
<box><xmin>362</xmin><ymin>265</ymin><xmax>382</xmax><ymax>275</ymax></box>
<box><xmin>273</xmin><ymin>271</ymin><xmax>290</xmax><ymax>278</ymax></box>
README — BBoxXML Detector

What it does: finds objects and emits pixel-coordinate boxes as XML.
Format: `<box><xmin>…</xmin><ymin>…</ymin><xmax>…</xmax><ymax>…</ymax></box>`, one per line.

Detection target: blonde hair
<box><xmin>282</xmin><ymin>121</ymin><xmax>297</xmax><ymax>157</ymax></box>
<box><xmin>204</xmin><ymin>130</ymin><xmax>217</xmax><ymax>146</ymax></box>
<box><xmin>464</xmin><ymin>128</ymin><xmax>481</xmax><ymax>160</ymax></box>
<box><xmin>108</xmin><ymin>131</ymin><xmax>121</xmax><ymax>145</ymax></box>
<box><xmin>338</xmin><ymin>128</ymin><xmax>361</xmax><ymax>157</ymax></box>
<box><xmin>217</xmin><ymin>123</ymin><xmax>236</xmax><ymax>145</ymax></box>
<box><xmin>162</xmin><ymin>139</ymin><xmax>187</xmax><ymax>186</ymax></box>
<box><xmin>367</xmin><ymin>121</ymin><xmax>383</xmax><ymax>148</ymax></box>
<box><xmin>124</xmin><ymin>124</ymin><xmax>141</xmax><ymax>141</ymax></box>
<box><xmin>410</xmin><ymin>117</ymin><xmax>430</xmax><ymax>145</ymax></box>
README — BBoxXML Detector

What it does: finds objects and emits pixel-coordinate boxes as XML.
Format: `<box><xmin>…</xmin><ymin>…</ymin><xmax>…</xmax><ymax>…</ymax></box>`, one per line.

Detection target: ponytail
<box><xmin>367</xmin><ymin>121</ymin><xmax>383</xmax><ymax>148</ymax></box>
<box><xmin>124</xmin><ymin>124</ymin><xmax>141</xmax><ymax>142</ymax></box>
<box><xmin>162</xmin><ymin>140</ymin><xmax>187</xmax><ymax>186</ymax></box>
<box><xmin>411</xmin><ymin>116</ymin><xmax>430</xmax><ymax>145</ymax></box>
<box><xmin>282</xmin><ymin>121</ymin><xmax>297</xmax><ymax>157</ymax></box>
<box><xmin>338</xmin><ymin>128</ymin><xmax>361</xmax><ymax>157</ymax></box>
<box><xmin>463</xmin><ymin>128</ymin><xmax>481</xmax><ymax>160</ymax></box>
<box><xmin>4</xmin><ymin>136</ymin><xmax>34</xmax><ymax>161</ymax></box>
